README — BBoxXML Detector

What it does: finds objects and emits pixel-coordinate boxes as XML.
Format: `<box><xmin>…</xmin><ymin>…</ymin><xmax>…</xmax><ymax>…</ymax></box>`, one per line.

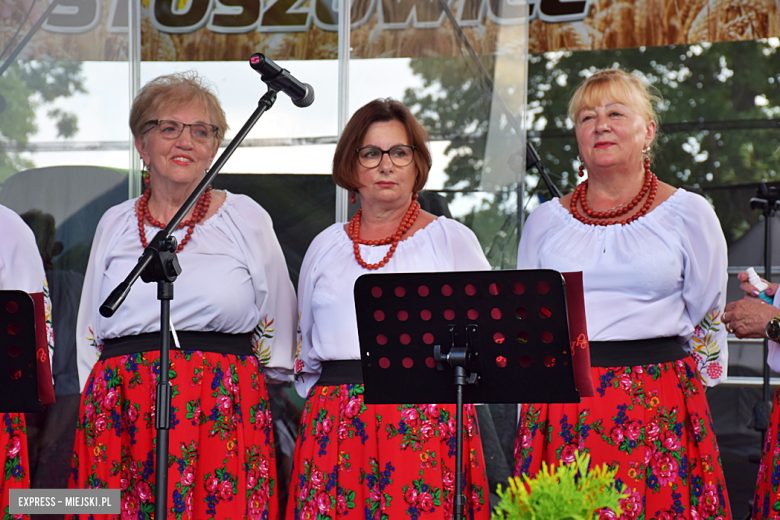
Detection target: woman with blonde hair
<box><xmin>514</xmin><ymin>69</ymin><xmax>731</xmax><ymax>519</ymax></box>
<box><xmin>71</xmin><ymin>71</ymin><xmax>297</xmax><ymax>519</ymax></box>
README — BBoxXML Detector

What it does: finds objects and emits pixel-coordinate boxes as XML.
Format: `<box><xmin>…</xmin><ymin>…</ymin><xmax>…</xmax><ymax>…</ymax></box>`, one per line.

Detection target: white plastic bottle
<box><xmin>747</xmin><ymin>267</ymin><xmax>775</xmax><ymax>304</ymax></box>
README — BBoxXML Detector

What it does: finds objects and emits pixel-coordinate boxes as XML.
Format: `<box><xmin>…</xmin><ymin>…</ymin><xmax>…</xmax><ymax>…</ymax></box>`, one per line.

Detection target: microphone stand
<box><xmin>749</xmin><ymin>184</ymin><xmax>780</xmax><ymax>450</ymax></box>
<box><xmin>100</xmin><ymin>88</ymin><xmax>280</xmax><ymax>518</ymax></box>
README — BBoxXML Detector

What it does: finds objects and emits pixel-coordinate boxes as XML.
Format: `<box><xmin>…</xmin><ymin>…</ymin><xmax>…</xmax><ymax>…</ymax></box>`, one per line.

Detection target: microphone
<box><xmin>249</xmin><ymin>53</ymin><xmax>315</xmax><ymax>108</ymax></box>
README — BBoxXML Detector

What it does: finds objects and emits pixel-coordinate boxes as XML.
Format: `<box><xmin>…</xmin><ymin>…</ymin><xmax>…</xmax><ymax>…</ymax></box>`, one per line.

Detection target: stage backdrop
<box><xmin>7</xmin><ymin>0</ymin><xmax>779</xmax><ymax>61</ymax></box>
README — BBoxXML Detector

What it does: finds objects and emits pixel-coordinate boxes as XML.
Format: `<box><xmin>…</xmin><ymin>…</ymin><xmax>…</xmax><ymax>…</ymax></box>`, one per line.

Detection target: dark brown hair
<box><xmin>332</xmin><ymin>98</ymin><xmax>431</xmax><ymax>193</ymax></box>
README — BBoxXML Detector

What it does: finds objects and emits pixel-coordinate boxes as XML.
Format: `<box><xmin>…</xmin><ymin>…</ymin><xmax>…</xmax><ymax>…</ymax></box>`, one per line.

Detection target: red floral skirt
<box><xmin>2</xmin><ymin>413</ymin><xmax>29</xmax><ymax>519</ymax></box>
<box><xmin>752</xmin><ymin>387</ymin><xmax>780</xmax><ymax>519</ymax></box>
<box><xmin>285</xmin><ymin>384</ymin><xmax>490</xmax><ymax>520</ymax></box>
<box><xmin>69</xmin><ymin>350</ymin><xmax>278</xmax><ymax>520</ymax></box>
<box><xmin>514</xmin><ymin>357</ymin><xmax>731</xmax><ymax>520</ymax></box>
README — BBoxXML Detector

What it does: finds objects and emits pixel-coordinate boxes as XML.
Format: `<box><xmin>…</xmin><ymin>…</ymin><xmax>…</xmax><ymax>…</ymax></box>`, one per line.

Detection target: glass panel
<box><xmin>526</xmin><ymin>40</ymin><xmax>780</xmax><ymax>518</ymax></box>
<box><xmin>343</xmin><ymin>0</ymin><xmax>529</xmax><ymax>505</ymax></box>
<box><xmin>351</xmin><ymin>50</ymin><xmax>527</xmax><ymax>270</ymax></box>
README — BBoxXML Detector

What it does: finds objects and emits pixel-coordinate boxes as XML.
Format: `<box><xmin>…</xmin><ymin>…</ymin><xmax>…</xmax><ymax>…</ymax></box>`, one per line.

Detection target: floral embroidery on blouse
<box><xmin>294</xmin><ymin>314</ymin><xmax>304</xmax><ymax>378</ymax></box>
<box><xmin>43</xmin><ymin>277</ymin><xmax>54</xmax><ymax>352</ymax></box>
<box><xmin>293</xmin><ymin>312</ymin><xmax>306</xmax><ymax>381</ymax></box>
<box><xmin>87</xmin><ymin>326</ymin><xmax>103</xmax><ymax>356</ymax></box>
<box><xmin>691</xmin><ymin>308</ymin><xmax>724</xmax><ymax>384</ymax></box>
<box><xmin>252</xmin><ymin>316</ymin><xmax>275</xmax><ymax>365</ymax></box>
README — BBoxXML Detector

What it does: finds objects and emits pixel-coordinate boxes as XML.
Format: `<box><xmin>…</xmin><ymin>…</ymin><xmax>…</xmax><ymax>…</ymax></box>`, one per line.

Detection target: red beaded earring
<box><xmin>578</xmin><ymin>163</ymin><xmax>585</xmax><ymax>178</ymax></box>
<box><xmin>143</xmin><ymin>170</ymin><xmax>150</xmax><ymax>186</ymax></box>
<box><xmin>350</xmin><ymin>191</ymin><xmax>356</xmax><ymax>204</ymax></box>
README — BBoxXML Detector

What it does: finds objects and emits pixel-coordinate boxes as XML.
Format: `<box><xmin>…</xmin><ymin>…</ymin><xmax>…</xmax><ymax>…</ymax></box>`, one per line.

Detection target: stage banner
<box><xmin>0</xmin><ymin>0</ymin><xmax>129</xmax><ymax>61</ymax></box>
<box><xmin>2</xmin><ymin>0</ymin><xmax>778</xmax><ymax>61</ymax></box>
<box><xmin>528</xmin><ymin>0</ymin><xmax>780</xmax><ymax>53</ymax></box>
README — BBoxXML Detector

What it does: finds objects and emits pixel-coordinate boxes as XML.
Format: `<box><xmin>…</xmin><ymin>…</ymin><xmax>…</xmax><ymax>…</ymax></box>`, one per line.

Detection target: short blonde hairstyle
<box><xmin>568</xmin><ymin>69</ymin><xmax>662</xmax><ymax>150</ymax></box>
<box><xmin>129</xmin><ymin>71</ymin><xmax>228</xmax><ymax>145</ymax></box>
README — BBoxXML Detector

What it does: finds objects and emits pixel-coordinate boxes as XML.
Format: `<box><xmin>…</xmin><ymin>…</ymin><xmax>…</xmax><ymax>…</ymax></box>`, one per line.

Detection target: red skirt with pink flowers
<box><xmin>1</xmin><ymin>413</ymin><xmax>30</xmax><ymax>519</ymax></box>
<box><xmin>514</xmin><ymin>357</ymin><xmax>731</xmax><ymax>520</ymax></box>
<box><xmin>751</xmin><ymin>387</ymin><xmax>780</xmax><ymax>518</ymax></box>
<box><xmin>285</xmin><ymin>384</ymin><xmax>490</xmax><ymax>520</ymax></box>
<box><xmin>69</xmin><ymin>350</ymin><xmax>278</xmax><ymax>520</ymax></box>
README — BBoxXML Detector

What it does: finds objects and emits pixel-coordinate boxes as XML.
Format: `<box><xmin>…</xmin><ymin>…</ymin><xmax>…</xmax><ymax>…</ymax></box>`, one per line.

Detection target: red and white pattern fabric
<box><xmin>70</xmin><ymin>351</ymin><xmax>277</xmax><ymax>520</ymax></box>
<box><xmin>514</xmin><ymin>190</ymin><xmax>731</xmax><ymax>519</ymax></box>
<box><xmin>751</xmin><ymin>387</ymin><xmax>780</xmax><ymax>519</ymax></box>
<box><xmin>71</xmin><ymin>192</ymin><xmax>297</xmax><ymax>519</ymax></box>
<box><xmin>514</xmin><ymin>358</ymin><xmax>730</xmax><ymax>519</ymax></box>
<box><xmin>287</xmin><ymin>384</ymin><xmax>489</xmax><ymax>520</ymax></box>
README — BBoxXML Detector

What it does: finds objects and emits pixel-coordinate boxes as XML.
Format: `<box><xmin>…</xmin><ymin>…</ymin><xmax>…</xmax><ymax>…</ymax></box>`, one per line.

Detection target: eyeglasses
<box><xmin>145</xmin><ymin>120</ymin><xmax>219</xmax><ymax>143</ymax></box>
<box><xmin>356</xmin><ymin>145</ymin><xmax>416</xmax><ymax>168</ymax></box>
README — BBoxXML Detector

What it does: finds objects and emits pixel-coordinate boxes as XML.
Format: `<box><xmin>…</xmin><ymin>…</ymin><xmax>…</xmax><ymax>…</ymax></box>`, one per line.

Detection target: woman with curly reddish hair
<box><xmin>287</xmin><ymin>98</ymin><xmax>490</xmax><ymax>520</ymax></box>
<box><xmin>514</xmin><ymin>69</ymin><xmax>731</xmax><ymax>519</ymax></box>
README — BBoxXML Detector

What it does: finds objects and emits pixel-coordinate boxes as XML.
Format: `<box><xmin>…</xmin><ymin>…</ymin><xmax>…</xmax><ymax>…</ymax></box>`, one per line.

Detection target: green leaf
<box><xmin>491</xmin><ymin>450</ymin><xmax>627</xmax><ymax>520</ymax></box>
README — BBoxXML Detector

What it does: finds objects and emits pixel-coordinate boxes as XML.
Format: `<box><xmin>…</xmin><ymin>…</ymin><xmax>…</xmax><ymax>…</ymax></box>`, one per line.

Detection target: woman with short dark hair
<box><xmin>286</xmin><ymin>98</ymin><xmax>490</xmax><ymax>520</ymax></box>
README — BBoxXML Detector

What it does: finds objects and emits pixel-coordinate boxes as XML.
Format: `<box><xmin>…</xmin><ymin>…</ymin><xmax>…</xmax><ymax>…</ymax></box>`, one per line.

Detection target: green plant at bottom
<box><xmin>492</xmin><ymin>451</ymin><xmax>627</xmax><ymax>520</ymax></box>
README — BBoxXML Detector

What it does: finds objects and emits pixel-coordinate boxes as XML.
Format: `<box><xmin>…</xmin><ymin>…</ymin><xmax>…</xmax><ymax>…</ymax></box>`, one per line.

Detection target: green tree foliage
<box><xmin>403</xmin><ymin>54</ymin><xmax>522</xmax><ymax>267</ymax></box>
<box><xmin>404</xmin><ymin>56</ymin><xmax>494</xmax><ymax>196</ymax></box>
<box><xmin>0</xmin><ymin>61</ymin><xmax>85</xmax><ymax>184</ymax></box>
<box><xmin>404</xmin><ymin>39</ymin><xmax>780</xmax><ymax>249</ymax></box>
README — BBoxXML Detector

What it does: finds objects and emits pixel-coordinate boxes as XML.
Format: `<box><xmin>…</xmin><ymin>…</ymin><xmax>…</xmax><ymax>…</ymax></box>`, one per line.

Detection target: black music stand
<box><xmin>354</xmin><ymin>269</ymin><xmax>580</xmax><ymax>520</ymax></box>
<box><xmin>0</xmin><ymin>290</ymin><xmax>42</xmax><ymax>412</ymax></box>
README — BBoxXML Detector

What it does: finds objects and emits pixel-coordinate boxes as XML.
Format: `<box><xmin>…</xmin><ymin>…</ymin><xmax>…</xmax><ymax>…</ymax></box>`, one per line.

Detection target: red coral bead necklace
<box><xmin>570</xmin><ymin>156</ymin><xmax>657</xmax><ymax>226</ymax></box>
<box><xmin>348</xmin><ymin>193</ymin><xmax>420</xmax><ymax>270</ymax></box>
<box><xmin>136</xmin><ymin>185</ymin><xmax>211</xmax><ymax>252</ymax></box>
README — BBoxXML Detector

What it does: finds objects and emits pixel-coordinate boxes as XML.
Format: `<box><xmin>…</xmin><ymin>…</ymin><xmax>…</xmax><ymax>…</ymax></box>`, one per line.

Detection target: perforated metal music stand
<box><xmin>354</xmin><ymin>269</ymin><xmax>581</xmax><ymax>520</ymax></box>
<box><xmin>0</xmin><ymin>291</ymin><xmax>43</xmax><ymax>412</ymax></box>
<box><xmin>354</xmin><ymin>269</ymin><xmax>580</xmax><ymax>404</ymax></box>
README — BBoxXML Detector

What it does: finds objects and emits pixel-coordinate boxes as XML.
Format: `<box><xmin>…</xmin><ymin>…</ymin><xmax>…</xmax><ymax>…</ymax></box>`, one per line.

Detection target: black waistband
<box><xmin>316</xmin><ymin>360</ymin><xmax>364</xmax><ymax>386</ymax></box>
<box><xmin>100</xmin><ymin>332</ymin><xmax>253</xmax><ymax>360</ymax></box>
<box><xmin>588</xmin><ymin>337</ymin><xmax>688</xmax><ymax>367</ymax></box>
<box><xmin>311</xmin><ymin>340</ymin><xmax>686</xmax><ymax>383</ymax></box>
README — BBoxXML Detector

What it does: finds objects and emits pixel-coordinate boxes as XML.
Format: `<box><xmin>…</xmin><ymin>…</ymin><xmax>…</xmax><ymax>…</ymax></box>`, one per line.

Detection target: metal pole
<box><xmin>453</xmin><ymin>365</ymin><xmax>466</xmax><ymax>520</ymax></box>
<box><xmin>335</xmin><ymin>0</ymin><xmax>351</xmax><ymax>223</ymax></box>
<box><xmin>128</xmin><ymin>0</ymin><xmax>142</xmax><ymax>199</ymax></box>
<box><xmin>154</xmin><ymin>282</ymin><xmax>173</xmax><ymax>518</ymax></box>
<box><xmin>762</xmin><ymin>205</ymin><xmax>773</xmax><ymax>448</ymax></box>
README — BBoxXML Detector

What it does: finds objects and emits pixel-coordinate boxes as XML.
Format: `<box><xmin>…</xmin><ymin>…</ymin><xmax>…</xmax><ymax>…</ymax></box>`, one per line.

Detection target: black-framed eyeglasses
<box><xmin>145</xmin><ymin>120</ymin><xmax>219</xmax><ymax>143</ymax></box>
<box><xmin>356</xmin><ymin>145</ymin><xmax>416</xmax><ymax>168</ymax></box>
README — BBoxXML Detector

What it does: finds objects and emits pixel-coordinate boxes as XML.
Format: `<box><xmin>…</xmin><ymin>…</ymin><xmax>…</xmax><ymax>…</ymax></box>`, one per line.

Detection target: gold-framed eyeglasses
<box><xmin>356</xmin><ymin>145</ymin><xmax>416</xmax><ymax>168</ymax></box>
<box><xmin>145</xmin><ymin>120</ymin><xmax>219</xmax><ymax>143</ymax></box>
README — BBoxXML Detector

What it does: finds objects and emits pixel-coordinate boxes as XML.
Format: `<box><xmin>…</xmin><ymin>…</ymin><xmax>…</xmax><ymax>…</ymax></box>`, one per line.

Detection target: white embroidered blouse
<box><xmin>76</xmin><ymin>191</ymin><xmax>297</xmax><ymax>391</ymax></box>
<box><xmin>517</xmin><ymin>189</ymin><xmax>728</xmax><ymax>386</ymax></box>
<box><xmin>294</xmin><ymin>217</ymin><xmax>490</xmax><ymax>397</ymax></box>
